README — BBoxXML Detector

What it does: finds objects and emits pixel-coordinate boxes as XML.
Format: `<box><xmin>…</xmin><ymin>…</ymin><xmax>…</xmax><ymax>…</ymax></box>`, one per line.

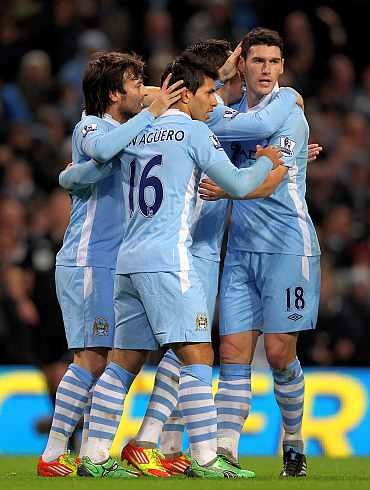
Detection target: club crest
<box><xmin>93</xmin><ymin>317</ymin><xmax>109</xmax><ymax>336</ymax></box>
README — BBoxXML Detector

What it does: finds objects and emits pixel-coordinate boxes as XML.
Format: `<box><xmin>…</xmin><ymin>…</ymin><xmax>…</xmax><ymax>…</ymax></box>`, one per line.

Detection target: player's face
<box><xmin>243</xmin><ymin>45</ymin><xmax>284</xmax><ymax>98</ymax></box>
<box><xmin>119</xmin><ymin>77</ymin><xmax>145</xmax><ymax>117</ymax></box>
<box><xmin>189</xmin><ymin>76</ymin><xmax>218</xmax><ymax>122</ymax></box>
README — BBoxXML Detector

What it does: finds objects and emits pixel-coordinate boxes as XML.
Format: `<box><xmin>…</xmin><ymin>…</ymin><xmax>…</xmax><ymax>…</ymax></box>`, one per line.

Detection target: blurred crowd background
<box><xmin>1</xmin><ymin>0</ymin><xmax>370</xmax><ymax>388</ymax></box>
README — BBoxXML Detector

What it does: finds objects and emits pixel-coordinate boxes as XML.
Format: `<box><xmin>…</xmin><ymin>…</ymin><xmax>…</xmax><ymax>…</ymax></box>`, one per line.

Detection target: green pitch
<box><xmin>0</xmin><ymin>457</ymin><xmax>369</xmax><ymax>490</ymax></box>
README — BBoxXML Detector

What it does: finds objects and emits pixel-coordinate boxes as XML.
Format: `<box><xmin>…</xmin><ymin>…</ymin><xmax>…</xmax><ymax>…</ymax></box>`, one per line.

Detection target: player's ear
<box><xmin>280</xmin><ymin>58</ymin><xmax>285</xmax><ymax>76</ymax></box>
<box><xmin>238</xmin><ymin>56</ymin><xmax>245</xmax><ymax>75</ymax></box>
<box><xmin>109</xmin><ymin>89</ymin><xmax>122</xmax><ymax>103</ymax></box>
<box><xmin>181</xmin><ymin>88</ymin><xmax>193</xmax><ymax>104</ymax></box>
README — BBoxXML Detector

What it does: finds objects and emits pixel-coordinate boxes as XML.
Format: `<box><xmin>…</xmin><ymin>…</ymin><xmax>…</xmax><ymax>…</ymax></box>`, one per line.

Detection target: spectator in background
<box><xmin>24</xmin><ymin>189</ymin><xmax>71</xmax><ymax>418</ymax></box>
<box><xmin>18</xmin><ymin>50</ymin><xmax>58</xmax><ymax>115</ymax></box>
<box><xmin>183</xmin><ymin>0</ymin><xmax>233</xmax><ymax>46</ymax></box>
<box><xmin>320</xmin><ymin>54</ymin><xmax>356</xmax><ymax>112</ymax></box>
<box><xmin>59</xmin><ymin>29</ymin><xmax>111</xmax><ymax>96</ymax></box>
<box><xmin>354</xmin><ymin>64</ymin><xmax>370</xmax><ymax>121</ymax></box>
<box><xmin>282</xmin><ymin>11</ymin><xmax>315</xmax><ymax>95</ymax></box>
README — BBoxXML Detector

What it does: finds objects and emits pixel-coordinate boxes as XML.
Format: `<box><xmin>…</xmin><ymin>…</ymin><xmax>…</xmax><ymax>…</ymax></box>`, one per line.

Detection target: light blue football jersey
<box><xmin>227</xmin><ymin>91</ymin><xmax>321</xmax><ymax>256</ymax></box>
<box><xmin>116</xmin><ymin>109</ymin><xmax>274</xmax><ymax>274</ymax></box>
<box><xmin>190</xmin><ymin>88</ymin><xmax>297</xmax><ymax>262</ymax></box>
<box><xmin>57</xmin><ymin>110</ymin><xmax>155</xmax><ymax>268</ymax></box>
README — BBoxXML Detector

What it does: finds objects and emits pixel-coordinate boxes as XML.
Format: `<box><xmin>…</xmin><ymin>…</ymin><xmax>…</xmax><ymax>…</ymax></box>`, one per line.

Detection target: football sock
<box><xmin>85</xmin><ymin>362</ymin><xmax>135</xmax><ymax>463</ymax></box>
<box><xmin>215</xmin><ymin>363</ymin><xmax>251</xmax><ymax>461</ymax></box>
<box><xmin>272</xmin><ymin>358</ymin><xmax>305</xmax><ymax>454</ymax></box>
<box><xmin>78</xmin><ymin>382</ymin><xmax>95</xmax><ymax>458</ymax></box>
<box><xmin>178</xmin><ymin>364</ymin><xmax>217</xmax><ymax>466</ymax></box>
<box><xmin>136</xmin><ymin>349</ymin><xmax>181</xmax><ymax>446</ymax></box>
<box><xmin>42</xmin><ymin>363</ymin><xmax>94</xmax><ymax>462</ymax></box>
<box><xmin>159</xmin><ymin>408</ymin><xmax>184</xmax><ymax>456</ymax></box>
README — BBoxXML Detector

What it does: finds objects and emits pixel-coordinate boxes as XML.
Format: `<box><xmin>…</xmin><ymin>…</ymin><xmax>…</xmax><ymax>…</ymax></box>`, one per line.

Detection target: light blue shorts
<box><xmin>55</xmin><ymin>265</ymin><xmax>115</xmax><ymax>349</ymax></box>
<box><xmin>114</xmin><ymin>268</ymin><xmax>211</xmax><ymax>350</ymax></box>
<box><xmin>193</xmin><ymin>255</ymin><xmax>220</xmax><ymax>325</ymax></box>
<box><xmin>220</xmin><ymin>251</ymin><xmax>320</xmax><ymax>336</ymax></box>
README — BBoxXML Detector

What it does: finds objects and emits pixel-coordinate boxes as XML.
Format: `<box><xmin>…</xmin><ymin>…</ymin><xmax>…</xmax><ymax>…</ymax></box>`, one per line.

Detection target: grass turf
<box><xmin>0</xmin><ymin>456</ymin><xmax>369</xmax><ymax>490</ymax></box>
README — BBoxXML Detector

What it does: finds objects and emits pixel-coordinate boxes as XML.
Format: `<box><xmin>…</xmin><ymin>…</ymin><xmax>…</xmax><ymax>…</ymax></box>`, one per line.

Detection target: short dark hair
<box><xmin>83</xmin><ymin>51</ymin><xmax>144</xmax><ymax>117</ymax></box>
<box><xmin>184</xmin><ymin>39</ymin><xmax>231</xmax><ymax>71</ymax></box>
<box><xmin>161</xmin><ymin>52</ymin><xmax>218</xmax><ymax>94</ymax></box>
<box><xmin>241</xmin><ymin>27</ymin><xmax>284</xmax><ymax>59</ymax></box>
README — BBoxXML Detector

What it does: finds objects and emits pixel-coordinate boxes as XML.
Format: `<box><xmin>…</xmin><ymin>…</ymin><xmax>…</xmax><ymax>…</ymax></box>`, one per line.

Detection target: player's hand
<box><xmin>142</xmin><ymin>86</ymin><xmax>160</xmax><ymax>106</ymax></box>
<box><xmin>284</xmin><ymin>87</ymin><xmax>304</xmax><ymax>111</ymax></box>
<box><xmin>256</xmin><ymin>144</ymin><xmax>283</xmax><ymax>169</ymax></box>
<box><xmin>307</xmin><ymin>143</ymin><xmax>323</xmax><ymax>162</ymax></box>
<box><xmin>65</xmin><ymin>162</ymin><xmax>73</xmax><ymax>169</ymax></box>
<box><xmin>199</xmin><ymin>178</ymin><xmax>228</xmax><ymax>201</ymax></box>
<box><xmin>148</xmin><ymin>74</ymin><xmax>185</xmax><ymax>117</ymax></box>
<box><xmin>218</xmin><ymin>43</ymin><xmax>242</xmax><ymax>83</ymax></box>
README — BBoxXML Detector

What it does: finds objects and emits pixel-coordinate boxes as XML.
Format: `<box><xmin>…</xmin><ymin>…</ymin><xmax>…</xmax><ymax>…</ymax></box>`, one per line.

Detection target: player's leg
<box><xmin>138</xmin><ymin>268</ymin><xmax>252</xmax><ymax>478</ymax></box>
<box><xmin>78</xmin><ymin>273</ymin><xmax>150</xmax><ymax>478</ymax></box>
<box><xmin>38</xmin><ymin>266</ymin><xmax>112</xmax><ymax>477</ymax></box>
<box><xmin>216</xmin><ymin>251</ymin><xmax>260</xmax><ymax>466</ymax></box>
<box><xmin>122</xmin><ymin>347</ymin><xmax>181</xmax><ymax>476</ymax></box>
<box><xmin>261</xmin><ymin>254</ymin><xmax>320</xmax><ymax>477</ymax></box>
<box><xmin>134</xmin><ymin>348</ymin><xmax>181</xmax><ymax>450</ymax></box>
<box><xmin>158</xmin><ymin>256</ymin><xmax>219</xmax><ymax>472</ymax></box>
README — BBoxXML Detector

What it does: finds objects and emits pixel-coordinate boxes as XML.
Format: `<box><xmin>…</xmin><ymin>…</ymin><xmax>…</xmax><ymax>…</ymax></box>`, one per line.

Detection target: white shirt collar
<box><xmin>247</xmin><ymin>83</ymin><xmax>279</xmax><ymax>113</ymax></box>
<box><xmin>159</xmin><ymin>109</ymin><xmax>192</xmax><ymax>120</ymax></box>
<box><xmin>103</xmin><ymin>113</ymin><xmax>121</xmax><ymax>126</ymax></box>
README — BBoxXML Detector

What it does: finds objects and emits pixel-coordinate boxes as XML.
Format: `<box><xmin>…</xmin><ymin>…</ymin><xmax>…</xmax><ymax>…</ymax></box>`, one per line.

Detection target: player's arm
<box><xmin>200</xmin><ymin>109</ymin><xmax>307</xmax><ymax>200</ymax></box>
<box><xmin>79</xmin><ymin>75</ymin><xmax>184</xmax><ymax>162</ymax></box>
<box><xmin>200</xmin><ymin>143</ymin><xmax>322</xmax><ymax>200</ymax></box>
<box><xmin>207</xmin><ymin>88</ymin><xmax>302</xmax><ymax>142</ymax></box>
<box><xmin>59</xmin><ymin>159</ymin><xmax>115</xmax><ymax>191</ymax></box>
<box><xmin>199</xmin><ymin>164</ymin><xmax>288</xmax><ymax>200</ymax></box>
<box><xmin>190</xmin><ymin>125</ymin><xmax>282</xmax><ymax>198</ymax></box>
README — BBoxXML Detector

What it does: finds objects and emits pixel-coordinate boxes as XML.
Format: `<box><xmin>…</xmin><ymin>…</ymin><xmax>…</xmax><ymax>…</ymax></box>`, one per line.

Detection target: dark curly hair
<box><xmin>83</xmin><ymin>51</ymin><xmax>144</xmax><ymax>117</ymax></box>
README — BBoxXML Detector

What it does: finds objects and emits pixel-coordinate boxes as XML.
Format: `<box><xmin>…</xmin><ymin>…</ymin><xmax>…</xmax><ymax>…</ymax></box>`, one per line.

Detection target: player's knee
<box><xmin>90</xmin><ymin>357</ymin><xmax>108</xmax><ymax>377</ymax></box>
<box><xmin>219</xmin><ymin>337</ymin><xmax>246</xmax><ymax>364</ymax></box>
<box><xmin>175</xmin><ymin>342</ymin><xmax>214</xmax><ymax>366</ymax></box>
<box><xmin>266</xmin><ymin>346</ymin><xmax>290</xmax><ymax>370</ymax></box>
<box><xmin>74</xmin><ymin>348</ymin><xmax>108</xmax><ymax>377</ymax></box>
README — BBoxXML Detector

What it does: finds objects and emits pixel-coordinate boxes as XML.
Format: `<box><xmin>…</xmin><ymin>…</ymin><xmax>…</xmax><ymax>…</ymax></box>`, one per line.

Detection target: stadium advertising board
<box><xmin>0</xmin><ymin>367</ymin><xmax>369</xmax><ymax>456</ymax></box>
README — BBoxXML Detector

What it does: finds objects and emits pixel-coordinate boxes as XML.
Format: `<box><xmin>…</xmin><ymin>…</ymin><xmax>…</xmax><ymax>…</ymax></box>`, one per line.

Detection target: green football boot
<box><xmin>217</xmin><ymin>455</ymin><xmax>256</xmax><ymax>478</ymax></box>
<box><xmin>77</xmin><ymin>456</ymin><xmax>139</xmax><ymax>478</ymax></box>
<box><xmin>185</xmin><ymin>455</ymin><xmax>255</xmax><ymax>479</ymax></box>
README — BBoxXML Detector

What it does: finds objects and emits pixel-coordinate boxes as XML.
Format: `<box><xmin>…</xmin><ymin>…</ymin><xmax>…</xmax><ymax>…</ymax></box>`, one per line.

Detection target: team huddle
<box><xmin>37</xmin><ymin>27</ymin><xmax>321</xmax><ymax>479</ymax></box>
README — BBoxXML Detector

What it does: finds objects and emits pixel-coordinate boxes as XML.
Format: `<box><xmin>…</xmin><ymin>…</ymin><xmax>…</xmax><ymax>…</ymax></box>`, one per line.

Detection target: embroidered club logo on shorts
<box><xmin>93</xmin><ymin>317</ymin><xmax>109</xmax><ymax>336</ymax></box>
<box><xmin>195</xmin><ymin>313</ymin><xmax>208</xmax><ymax>331</ymax></box>
<box><xmin>279</xmin><ymin>136</ymin><xmax>296</xmax><ymax>156</ymax></box>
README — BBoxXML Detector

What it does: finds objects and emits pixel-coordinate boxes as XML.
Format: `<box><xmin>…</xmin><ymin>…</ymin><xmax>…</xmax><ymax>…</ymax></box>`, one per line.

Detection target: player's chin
<box><xmin>257</xmin><ymin>84</ymin><xmax>273</xmax><ymax>95</ymax></box>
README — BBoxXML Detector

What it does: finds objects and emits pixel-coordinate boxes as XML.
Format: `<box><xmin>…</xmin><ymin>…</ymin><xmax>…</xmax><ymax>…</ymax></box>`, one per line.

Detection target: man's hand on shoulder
<box><xmin>281</xmin><ymin>87</ymin><xmax>304</xmax><ymax>111</ymax></box>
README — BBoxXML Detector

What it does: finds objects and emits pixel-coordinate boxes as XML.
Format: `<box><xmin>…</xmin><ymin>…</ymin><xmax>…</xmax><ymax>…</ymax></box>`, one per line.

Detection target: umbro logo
<box><xmin>288</xmin><ymin>313</ymin><xmax>303</xmax><ymax>321</ymax></box>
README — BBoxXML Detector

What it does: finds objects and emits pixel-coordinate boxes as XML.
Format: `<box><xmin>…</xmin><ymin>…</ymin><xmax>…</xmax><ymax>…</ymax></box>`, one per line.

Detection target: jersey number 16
<box><xmin>129</xmin><ymin>154</ymin><xmax>163</xmax><ymax>218</ymax></box>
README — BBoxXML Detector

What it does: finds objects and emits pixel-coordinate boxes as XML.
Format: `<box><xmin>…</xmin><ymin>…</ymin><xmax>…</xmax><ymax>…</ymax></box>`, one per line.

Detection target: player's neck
<box><xmin>246</xmin><ymin>91</ymin><xmax>266</xmax><ymax>109</ymax></box>
<box><xmin>106</xmin><ymin>106</ymin><xmax>129</xmax><ymax>124</ymax></box>
<box><xmin>169</xmin><ymin>101</ymin><xmax>191</xmax><ymax>117</ymax></box>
